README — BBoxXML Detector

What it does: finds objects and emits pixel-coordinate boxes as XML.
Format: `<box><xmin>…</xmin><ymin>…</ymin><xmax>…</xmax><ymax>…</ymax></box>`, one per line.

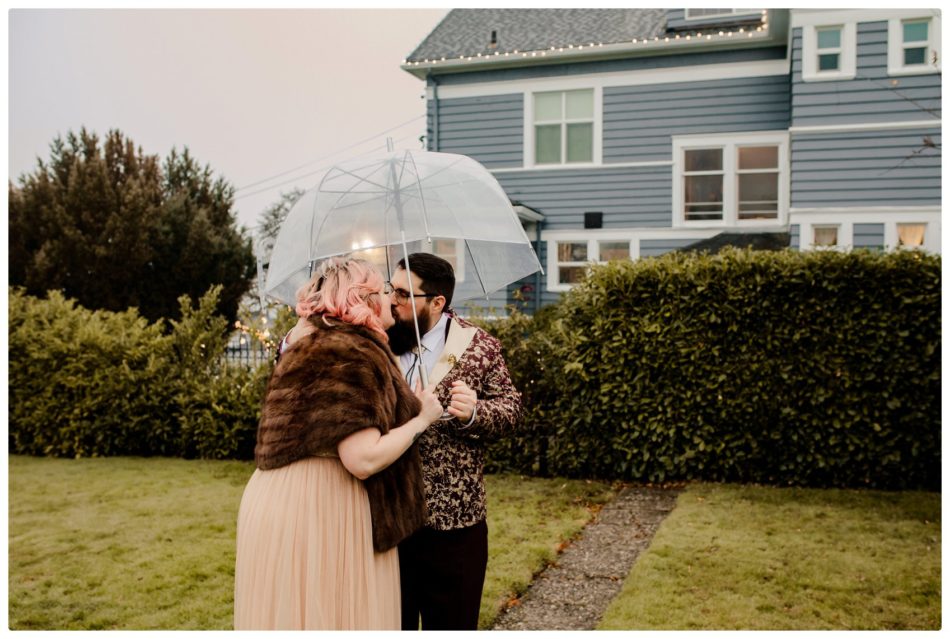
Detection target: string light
<box><xmin>403</xmin><ymin>13</ymin><xmax>770</xmax><ymax>69</ymax></box>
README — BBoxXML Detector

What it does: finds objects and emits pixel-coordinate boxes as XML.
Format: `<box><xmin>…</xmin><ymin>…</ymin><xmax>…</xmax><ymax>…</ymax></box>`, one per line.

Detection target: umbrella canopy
<box><xmin>264</xmin><ymin>149</ymin><xmax>542</xmax><ymax>306</ymax></box>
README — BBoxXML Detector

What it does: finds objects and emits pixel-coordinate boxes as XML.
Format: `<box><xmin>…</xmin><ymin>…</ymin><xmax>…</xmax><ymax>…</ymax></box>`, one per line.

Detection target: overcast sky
<box><xmin>8</xmin><ymin>8</ymin><xmax>448</xmax><ymax>232</ymax></box>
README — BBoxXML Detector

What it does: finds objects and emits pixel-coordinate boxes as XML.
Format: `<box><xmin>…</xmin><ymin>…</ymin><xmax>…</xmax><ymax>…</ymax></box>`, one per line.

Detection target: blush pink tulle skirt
<box><xmin>233</xmin><ymin>457</ymin><xmax>400</xmax><ymax>630</ymax></box>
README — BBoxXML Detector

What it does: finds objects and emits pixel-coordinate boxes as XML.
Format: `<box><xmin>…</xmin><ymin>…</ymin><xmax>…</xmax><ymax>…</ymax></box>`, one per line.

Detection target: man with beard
<box><xmin>386</xmin><ymin>252</ymin><xmax>522</xmax><ymax>631</ymax></box>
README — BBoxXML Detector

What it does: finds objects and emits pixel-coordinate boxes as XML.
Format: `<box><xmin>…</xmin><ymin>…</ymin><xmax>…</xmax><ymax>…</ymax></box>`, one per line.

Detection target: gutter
<box><xmin>429</xmin><ymin>73</ymin><xmax>440</xmax><ymax>151</ymax></box>
<box><xmin>513</xmin><ymin>204</ymin><xmax>545</xmax><ymax>315</ymax></box>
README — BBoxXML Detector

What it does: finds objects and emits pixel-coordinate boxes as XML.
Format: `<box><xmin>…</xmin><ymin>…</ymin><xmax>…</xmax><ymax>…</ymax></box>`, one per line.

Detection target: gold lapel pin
<box><xmin>447</xmin><ymin>354</ymin><xmax>458</xmax><ymax>367</ymax></box>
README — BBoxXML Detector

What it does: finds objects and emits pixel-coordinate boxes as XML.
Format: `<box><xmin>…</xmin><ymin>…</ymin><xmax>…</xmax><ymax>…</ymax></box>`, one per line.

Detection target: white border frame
<box><xmin>672</xmin><ymin>130</ymin><xmax>790</xmax><ymax>229</ymax></box>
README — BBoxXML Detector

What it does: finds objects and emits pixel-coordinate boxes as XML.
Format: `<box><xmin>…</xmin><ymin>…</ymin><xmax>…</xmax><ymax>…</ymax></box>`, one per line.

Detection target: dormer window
<box><xmin>901</xmin><ymin>20</ymin><xmax>929</xmax><ymax>65</ymax></box>
<box><xmin>802</xmin><ymin>23</ymin><xmax>856</xmax><ymax>81</ymax></box>
<box><xmin>816</xmin><ymin>26</ymin><xmax>842</xmax><ymax>72</ymax></box>
<box><xmin>888</xmin><ymin>15</ymin><xmax>941</xmax><ymax>76</ymax></box>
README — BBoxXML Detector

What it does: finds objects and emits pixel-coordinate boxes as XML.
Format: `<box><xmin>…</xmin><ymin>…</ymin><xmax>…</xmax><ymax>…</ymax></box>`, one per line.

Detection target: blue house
<box><xmin>401</xmin><ymin>8</ymin><xmax>941</xmax><ymax>313</ymax></box>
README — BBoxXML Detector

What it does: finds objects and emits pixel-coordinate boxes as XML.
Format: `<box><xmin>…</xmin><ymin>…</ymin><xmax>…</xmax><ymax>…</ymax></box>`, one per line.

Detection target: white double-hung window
<box><xmin>802</xmin><ymin>22</ymin><xmax>856</xmax><ymax>81</ymax></box>
<box><xmin>888</xmin><ymin>14</ymin><xmax>941</xmax><ymax>75</ymax></box>
<box><xmin>673</xmin><ymin>132</ymin><xmax>789</xmax><ymax>227</ymax></box>
<box><xmin>816</xmin><ymin>26</ymin><xmax>843</xmax><ymax>72</ymax></box>
<box><xmin>533</xmin><ymin>89</ymin><xmax>594</xmax><ymax>165</ymax></box>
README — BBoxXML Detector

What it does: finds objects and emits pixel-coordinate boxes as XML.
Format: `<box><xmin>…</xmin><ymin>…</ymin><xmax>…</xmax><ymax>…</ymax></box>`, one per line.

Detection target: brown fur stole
<box><xmin>255</xmin><ymin>315</ymin><xmax>426</xmax><ymax>552</ymax></box>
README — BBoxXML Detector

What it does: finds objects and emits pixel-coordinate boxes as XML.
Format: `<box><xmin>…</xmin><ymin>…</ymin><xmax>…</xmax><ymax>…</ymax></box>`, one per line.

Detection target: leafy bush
<box><xmin>481</xmin><ymin>248</ymin><xmax>940</xmax><ymax>489</ymax></box>
<box><xmin>176</xmin><ymin>364</ymin><xmax>271</xmax><ymax>460</ymax></box>
<box><xmin>9</xmin><ymin>247</ymin><xmax>940</xmax><ymax>490</ymax></box>
<box><xmin>8</xmin><ymin>286</ymin><xmax>273</xmax><ymax>459</ymax></box>
<box><xmin>9</xmin><ymin>289</ymin><xmax>177</xmax><ymax>457</ymax></box>
<box><xmin>471</xmin><ymin>304</ymin><xmax>562</xmax><ymax>476</ymax></box>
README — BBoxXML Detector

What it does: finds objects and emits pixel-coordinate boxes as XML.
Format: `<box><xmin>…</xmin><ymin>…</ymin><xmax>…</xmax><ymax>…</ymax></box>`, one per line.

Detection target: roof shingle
<box><xmin>405</xmin><ymin>9</ymin><xmax>668</xmax><ymax>62</ymax></box>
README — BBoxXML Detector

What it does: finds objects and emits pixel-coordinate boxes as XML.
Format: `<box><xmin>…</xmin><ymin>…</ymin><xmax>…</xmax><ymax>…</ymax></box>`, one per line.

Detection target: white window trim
<box><xmin>429</xmin><ymin>59</ymin><xmax>790</xmax><ymax>101</ymax></box>
<box><xmin>801</xmin><ymin>22</ymin><xmax>856</xmax><ymax>81</ymax></box>
<box><xmin>525</xmin><ymin>88</ymin><xmax>602</xmax><ymax>169</ymax></box>
<box><xmin>792</xmin><ymin>9</ymin><xmax>934</xmax><ymax>28</ymax></box>
<box><xmin>672</xmin><ymin>131</ymin><xmax>789</xmax><ymax>229</ymax></box>
<box><xmin>548</xmin><ymin>236</ymin><xmax>631</xmax><ymax>292</ymax></box>
<box><xmin>684</xmin><ymin>9</ymin><xmax>762</xmax><ymax>21</ymax></box>
<box><xmin>790</xmin><ymin>208</ymin><xmax>941</xmax><ymax>254</ymax></box>
<box><xmin>810</xmin><ymin>223</ymin><xmax>843</xmax><ymax>251</ymax></box>
<box><xmin>888</xmin><ymin>14</ymin><xmax>942</xmax><ymax>76</ymax></box>
<box><xmin>542</xmin><ymin>229</ymin><xmax>723</xmax><ymax>292</ymax></box>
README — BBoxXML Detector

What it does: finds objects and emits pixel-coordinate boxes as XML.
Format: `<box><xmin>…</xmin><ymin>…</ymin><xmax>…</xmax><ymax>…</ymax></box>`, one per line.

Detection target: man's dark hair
<box><xmin>397</xmin><ymin>252</ymin><xmax>455</xmax><ymax>308</ymax></box>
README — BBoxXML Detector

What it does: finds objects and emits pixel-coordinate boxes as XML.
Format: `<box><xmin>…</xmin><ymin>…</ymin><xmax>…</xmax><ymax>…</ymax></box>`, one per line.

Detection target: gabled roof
<box><xmin>402</xmin><ymin>8</ymin><xmax>777</xmax><ymax>79</ymax></box>
<box><xmin>405</xmin><ymin>9</ymin><xmax>667</xmax><ymax>63</ymax></box>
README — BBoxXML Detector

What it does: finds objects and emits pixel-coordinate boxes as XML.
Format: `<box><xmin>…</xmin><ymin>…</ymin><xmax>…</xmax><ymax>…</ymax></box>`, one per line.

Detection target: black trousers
<box><xmin>398</xmin><ymin>520</ymin><xmax>488</xmax><ymax>630</ymax></box>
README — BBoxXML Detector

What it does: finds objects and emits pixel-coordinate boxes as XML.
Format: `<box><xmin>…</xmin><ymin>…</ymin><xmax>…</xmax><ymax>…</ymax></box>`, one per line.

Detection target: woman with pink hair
<box><xmin>234</xmin><ymin>256</ymin><xmax>442</xmax><ymax>630</ymax></box>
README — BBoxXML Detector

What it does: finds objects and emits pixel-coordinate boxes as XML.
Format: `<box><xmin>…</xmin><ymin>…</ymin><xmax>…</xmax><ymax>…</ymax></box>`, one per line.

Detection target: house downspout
<box><xmin>429</xmin><ymin>72</ymin><xmax>440</xmax><ymax>151</ymax></box>
<box><xmin>534</xmin><ymin>221</ymin><xmax>542</xmax><ymax>315</ymax></box>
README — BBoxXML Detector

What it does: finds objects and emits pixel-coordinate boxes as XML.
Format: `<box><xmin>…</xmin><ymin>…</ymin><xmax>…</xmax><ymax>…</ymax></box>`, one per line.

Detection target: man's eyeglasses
<box><xmin>387</xmin><ymin>282</ymin><xmax>441</xmax><ymax>305</ymax></box>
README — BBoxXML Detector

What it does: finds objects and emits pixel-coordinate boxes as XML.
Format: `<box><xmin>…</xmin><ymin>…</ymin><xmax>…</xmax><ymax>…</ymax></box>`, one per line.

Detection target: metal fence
<box><xmin>223</xmin><ymin>336</ymin><xmax>271</xmax><ymax>367</ymax></box>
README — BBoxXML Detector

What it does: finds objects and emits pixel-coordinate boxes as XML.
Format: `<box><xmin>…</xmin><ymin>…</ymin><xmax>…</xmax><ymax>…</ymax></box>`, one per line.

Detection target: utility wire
<box><xmin>235</xmin><ymin>133</ymin><xmax>422</xmax><ymax>201</ymax></box>
<box><xmin>234</xmin><ymin>114</ymin><xmax>425</xmax><ymax>194</ymax></box>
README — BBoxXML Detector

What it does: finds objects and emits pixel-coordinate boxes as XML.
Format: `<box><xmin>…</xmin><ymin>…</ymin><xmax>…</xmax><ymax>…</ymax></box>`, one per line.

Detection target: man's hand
<box><xmin>447</xmin><ymin>380</ymin><xmax>477</xmax><ymax>423</ymax></box>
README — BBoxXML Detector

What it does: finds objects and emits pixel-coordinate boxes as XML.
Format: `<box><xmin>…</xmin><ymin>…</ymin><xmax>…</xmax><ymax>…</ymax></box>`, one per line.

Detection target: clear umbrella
<box><xmin>264</xmin><ymin>148</ymin><xmax>543</xmax><ymax>386</ymax></box>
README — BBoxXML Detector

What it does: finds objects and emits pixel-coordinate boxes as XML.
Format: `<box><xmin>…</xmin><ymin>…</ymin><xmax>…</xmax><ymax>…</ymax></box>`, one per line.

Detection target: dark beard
<box><xmin>386</xmin><ymin>307</ymin><xmax>431</xmax><ymax>355</ymax></box>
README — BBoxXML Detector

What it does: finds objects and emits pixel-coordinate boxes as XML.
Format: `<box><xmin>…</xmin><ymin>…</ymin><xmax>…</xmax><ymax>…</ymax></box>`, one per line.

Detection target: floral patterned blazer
<box><xmin>419</xmin><ymin>310</ymin><xmax>522</xmax><ymax>530</ymax></box>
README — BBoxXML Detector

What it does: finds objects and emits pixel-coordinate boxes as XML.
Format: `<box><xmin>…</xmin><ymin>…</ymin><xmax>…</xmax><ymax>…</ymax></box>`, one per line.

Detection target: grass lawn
<box><xmin>7</xmin><ymin>455</ymin><xmax>615</xmax><ymax>630</ymax></box>
<box><xmin>598</xmin><ymin>482</ymin><xmax>940</xmax><ymax>630</ymax></box>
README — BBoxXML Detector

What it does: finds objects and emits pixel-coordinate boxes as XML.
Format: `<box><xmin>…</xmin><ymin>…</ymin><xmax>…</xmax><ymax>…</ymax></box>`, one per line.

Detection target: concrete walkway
<box><xmin>491</xmin><ymin>486</ymin><xmax>681</xmax><ymax>631</ymax></box>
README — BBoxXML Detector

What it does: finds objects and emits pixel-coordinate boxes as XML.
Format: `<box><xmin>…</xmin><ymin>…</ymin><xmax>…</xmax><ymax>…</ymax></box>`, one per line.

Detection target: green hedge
<box><xmin>8</xmin><ymin>286</ymin><xmax>269</xmax><ymax>459</ymax></box>
<box><xmin>10</xmin><ymin>247</ymin><xmax>941</xmax><ymax>490</ymax></box>
<box><xmin>482</xmin><ymin>248</ymin><xmax>940</xmax><ymax>490</ymax></box>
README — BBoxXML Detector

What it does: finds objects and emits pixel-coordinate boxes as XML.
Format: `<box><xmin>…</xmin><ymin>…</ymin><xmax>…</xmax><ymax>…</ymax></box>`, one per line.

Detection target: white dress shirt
<box><xmin>398</xmin><ymin>312</ymin><xmax>477</xmax><ymax>425</ymax></box>
<box><xmin>399</xmin><ymin>312</ymin><xmax>449</xmax><ymax>388</ymax></box>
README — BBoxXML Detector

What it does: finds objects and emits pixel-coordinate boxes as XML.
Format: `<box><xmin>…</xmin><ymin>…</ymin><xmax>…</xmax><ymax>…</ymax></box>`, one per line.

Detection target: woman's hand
<box><xmin>415</xmin><ymin>380</ymin><xmax>444</xmax><ymax>424</ymax></box>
